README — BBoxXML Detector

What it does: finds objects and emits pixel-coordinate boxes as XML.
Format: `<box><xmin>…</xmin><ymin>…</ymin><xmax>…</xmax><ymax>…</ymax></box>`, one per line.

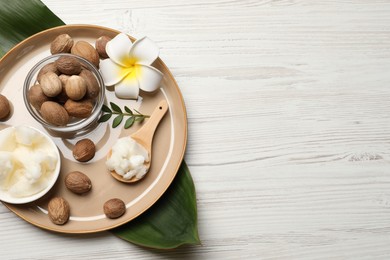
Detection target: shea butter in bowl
<box><xmin>0</xmin><ymin>125</ymin><xmax>61</xmax><ymax>204</ymax></box>
<box><xmin>23</xmin><ymin>53</ymin><xmax>105</xmax><ymax>136</ymax></box>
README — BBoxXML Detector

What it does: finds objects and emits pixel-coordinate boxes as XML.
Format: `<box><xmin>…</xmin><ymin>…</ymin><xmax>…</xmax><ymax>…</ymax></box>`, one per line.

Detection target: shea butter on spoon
<box><xmin>106</xmin><ymin>100</ymin><xmax>168</xmax><ymax>183</ymax></box>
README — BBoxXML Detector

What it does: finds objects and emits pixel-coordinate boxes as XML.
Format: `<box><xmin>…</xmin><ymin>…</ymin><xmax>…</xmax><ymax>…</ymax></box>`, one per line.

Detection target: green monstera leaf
<box><xmin>0</xmin><ymin>0</ymin><xmax>199</xmax><ymax>249</ymax></box>
<box><xmin>0</xmin><ymin>0</ymin><xmax>65</xmax><ymax>56</ymax></box>
<box><xmin>112</xmin><ymin>161</ymin><xmax>200</xmax><ymax>249</ymax></box>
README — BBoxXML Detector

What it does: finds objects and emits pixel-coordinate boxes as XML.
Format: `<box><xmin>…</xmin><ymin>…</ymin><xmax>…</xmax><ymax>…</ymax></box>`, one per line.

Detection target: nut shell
<box><xmin>48</xmin><ymin>197</ymin><xmax>70</xmax><ymax>225</ymax></box>
<box><xmin>65</xmin><ymin>75</ymin><xmax>87</xmax><ymax>101</ymax></box>
<box><xmin>0</xmin><ymin>94</ymin><xmax>10</xmax><ymax>119</ymax></box>
<box><xmin>95</xmin><ymin>36</ymin><xmax>111</xmax><ymax>59</ymax></box>
<box><xmin>79</xmin><ymin>69</ymin><xmax>100</xmax><ymax>99</ymax></box>
<box><xmin>65</xmin><ymin>171</ymin><xmax>92</xmax><ymax>194</ymax></box>
<box><xmin>50</xmin><ymin>34</ymin><xmax>74</xmax><ymax>54</ymax></box>
<box><xmin>73</xmin><ymin>138</ymin><xmax>95</xmax><ymax>162</ymax></box>
<box><xmin>64</xmin><ymin>99</ymin><xmax>93</xmax><ymax>118</ymax></box>
<box><xmin>58</xmin><ymin>74</ymin><xmax>70</xmax><ymax>87</ymax></box>
<box><xmin>55</xmin><ymin>56</ymin><xmax>82</xmax><ymax>75</ymax></box>
<box><xmin>71</xmin><ymin>41</ymin><xmax>100</xmax><ymax>68</ymax></box>
<box><xmin>37</xmin><ymin>62</ymin><xmax>59</xmax><ymax>83</ymax></box>
<box><xmin>40</xmin><ymin>72</ymin><xmax>62</xmax><ymax>97</ymax></box>
<box><xmin>40</xmin><ymin>101</ymin><xmax>69</xmax><ymax>126</ymax></box>
<box><xmin>103</xmin><ymin>198</ymin><xmax>126</xmax><ymax>219</ymax></box>
<box><xmin>28</xmin><ymin>84</ymin><xmax>50</xmax><ymax>110</ymax></box>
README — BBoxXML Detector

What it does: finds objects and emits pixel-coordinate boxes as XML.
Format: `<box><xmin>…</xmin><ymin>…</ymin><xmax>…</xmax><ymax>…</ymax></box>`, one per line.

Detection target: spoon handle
<box><xmin>131</xmin><ymin>100</ymin><xmax>169</xmax><ymax>150</ymax></box>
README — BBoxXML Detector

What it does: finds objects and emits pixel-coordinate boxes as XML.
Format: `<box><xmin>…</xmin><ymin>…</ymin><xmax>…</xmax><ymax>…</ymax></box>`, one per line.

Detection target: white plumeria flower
<box><xmin>99</xmin><ymin>33</ymin><xmax>163</xmax><ymax>99</ymax></box>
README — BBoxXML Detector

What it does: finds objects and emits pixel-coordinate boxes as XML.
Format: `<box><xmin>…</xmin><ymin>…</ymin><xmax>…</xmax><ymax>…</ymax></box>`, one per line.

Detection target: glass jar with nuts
<box><xmin>23</xmin><ymin>53</ymin><xmax>105</xmax><ymax>136</ymax></box>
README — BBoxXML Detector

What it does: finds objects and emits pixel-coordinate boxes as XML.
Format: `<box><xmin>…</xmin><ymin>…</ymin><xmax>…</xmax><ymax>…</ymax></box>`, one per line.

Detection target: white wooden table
<box><xmin>2</xmin><ymin>1</ymin><xmax>390</xmax><ymax>259</ymax></box>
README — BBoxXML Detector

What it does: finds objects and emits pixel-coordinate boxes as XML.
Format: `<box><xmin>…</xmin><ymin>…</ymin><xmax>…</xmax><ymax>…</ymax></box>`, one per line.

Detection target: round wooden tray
<box><xmin>0</xmin><ymin>24</ymin><xmax>187</xmax><ymax>233</ymax></box>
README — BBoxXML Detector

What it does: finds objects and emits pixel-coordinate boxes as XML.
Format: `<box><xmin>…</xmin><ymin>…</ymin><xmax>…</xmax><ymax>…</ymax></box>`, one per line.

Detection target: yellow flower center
<box><xmin>121</xmin><ymin>56</ymin><xmax>138</xmax><ymax>67</ymax></box>
<box><xmin>118</xmin><ymin>57</ymin><xmax>140</xmax><ymax>81</ymax></box>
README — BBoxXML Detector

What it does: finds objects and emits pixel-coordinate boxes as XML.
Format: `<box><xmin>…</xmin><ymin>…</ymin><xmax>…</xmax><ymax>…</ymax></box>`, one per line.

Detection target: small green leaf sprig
<box><xmin>98</xmin><ymin>102</ymin><xmax>150</xmax><ymax>129</ymax></box>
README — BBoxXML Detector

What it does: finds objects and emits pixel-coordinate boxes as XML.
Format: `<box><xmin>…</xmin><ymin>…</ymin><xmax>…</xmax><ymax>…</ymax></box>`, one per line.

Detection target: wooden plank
<box><xmin>1</xmin><ymin>0</ymin><xmax>390</xmax><ymax>259</ymax></box>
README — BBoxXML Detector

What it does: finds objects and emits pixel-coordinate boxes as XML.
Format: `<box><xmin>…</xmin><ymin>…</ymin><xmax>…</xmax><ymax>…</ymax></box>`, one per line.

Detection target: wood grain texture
<box><xmin>2</xmin><ymin>0</ymin><xmax>390</xmax><ymax>259</ymax></box>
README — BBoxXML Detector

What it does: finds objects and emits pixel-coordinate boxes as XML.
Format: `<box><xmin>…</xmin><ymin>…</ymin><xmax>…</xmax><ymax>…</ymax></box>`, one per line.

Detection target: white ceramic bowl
<box><xmin>0</xmin><ymin>125</ymin><xmax>61</xmax><ymax>204</ymax></box>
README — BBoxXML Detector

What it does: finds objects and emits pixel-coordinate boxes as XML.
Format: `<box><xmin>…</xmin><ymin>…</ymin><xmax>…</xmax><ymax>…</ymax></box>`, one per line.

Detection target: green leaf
<box><xmin>110</xmin><ymin>102</ymin><xmax>122</xmax><ymax>113</ymax></box>
<box><xmin>0</xmin><ymin>0</ymin><xmax>199</xmax><ymax>249</ymax></box>
<box><xmin>0</xmin><ymin>0</ymin><xmax>65</xmax><ymax>57</ymax></box>
<box><xmin>112</xmin><ymin>161</ymin><xmax>200</xmax><ymax>249</ymax></box>
<box><xmin>124</xmin><ymin>106</ymin><xmax>133</xmax><ymax>115</ymax></box>
<box><xmin>102</xmin><ymin>104</ymin><xmax>112</xmax><ymax>113</ymax></box>
<box><xmin>98</xmin><ymin>113</ymin><xmax>112</xmax><ymax>123</ymax></box>
<box><xmin>112</xmin><ymin>114</ymin><xmax>123</xmax><ymax>128</ymax></box>
<box><xmin>135</xmin><ymin>116</ymin><xmax>145</xmax><ymax>123</ymax></box>
<box><xmin>124</xmin><ymin>117</ymin><xmax>135</xmax><ymax>129</ymax></box>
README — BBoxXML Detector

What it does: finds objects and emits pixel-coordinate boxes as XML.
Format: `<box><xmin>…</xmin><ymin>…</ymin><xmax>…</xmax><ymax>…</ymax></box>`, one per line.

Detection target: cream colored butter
<box><xmin>0</xmin><ymin>126</ymin><xmax>58</xmax><ymax>198</ymax></box>
<box><xmin>106</xmin><ymin>137</ymin><xmax>149</xmax><ymax>180</ymax></box>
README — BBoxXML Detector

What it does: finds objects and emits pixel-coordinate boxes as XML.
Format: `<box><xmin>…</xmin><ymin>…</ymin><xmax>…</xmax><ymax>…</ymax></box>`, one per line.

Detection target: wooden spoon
<box><xmin>108</xmin><ymin>100</ymin><xmax>169</xmax><ymax>183</ymax></box>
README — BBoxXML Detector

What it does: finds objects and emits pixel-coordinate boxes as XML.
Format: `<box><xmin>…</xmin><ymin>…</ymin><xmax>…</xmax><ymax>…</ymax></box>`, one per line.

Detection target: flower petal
<box><xmin>106</xmin><ymin>33</ymin><xmax>133</xmax><ymax>67</ymax></box>
<box><xmin>100</xmin><ymin>58</ymin><xmax>132</xmax><ymax>86</ymax></box>
<box><xmin>130</xmin><ymin>37</ymin><xmax>160</xmax><ymax>65</ymax></box>
<box><xmin>135</xmin><ymin>64</ymin><xmax>163</xmax><ymax>92</ymax></box>
<box><xmin>115</xmin><ymin>71</ymin><xmax>140</xmax><ymax>99</ymax></box>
